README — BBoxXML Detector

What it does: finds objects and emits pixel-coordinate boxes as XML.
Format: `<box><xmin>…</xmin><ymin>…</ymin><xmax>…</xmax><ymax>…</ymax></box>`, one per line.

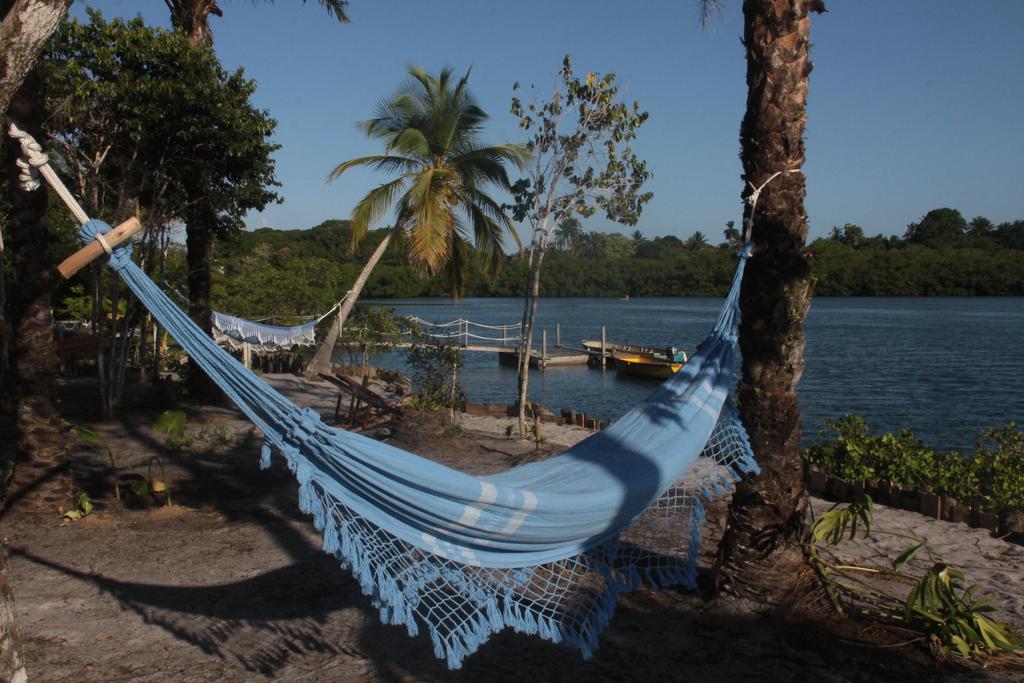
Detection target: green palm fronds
<box><xmin>330</xmin><ymin>66</ymin><xmax>529</xmax><ymax>293</ymax></box>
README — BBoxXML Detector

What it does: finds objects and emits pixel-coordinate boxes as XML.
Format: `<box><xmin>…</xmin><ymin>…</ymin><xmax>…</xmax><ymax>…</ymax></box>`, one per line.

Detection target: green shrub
<box><xmin>804</xmin><ymin>416</ymin><xmax>1023</xmax><ymax>513</ymax></box>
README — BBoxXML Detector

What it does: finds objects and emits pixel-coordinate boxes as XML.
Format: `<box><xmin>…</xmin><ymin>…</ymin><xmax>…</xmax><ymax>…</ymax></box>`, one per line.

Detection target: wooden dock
<box><xmin>391</xmin><ymin>318</ymin><xmax>647</xmax><ymax>370</ymax></box>
<box><xmin>496</xmin><ymin>347</ymin><xmax>591</xmax><ymax>369</ymax></box>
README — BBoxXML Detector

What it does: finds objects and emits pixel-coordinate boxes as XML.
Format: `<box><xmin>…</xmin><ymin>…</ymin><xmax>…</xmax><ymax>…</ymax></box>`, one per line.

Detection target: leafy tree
<box><xmin>684</xmin><ymin>230</ymin><xmax>709</xmax><ymax>251</ymax></box>
<box><xmin>162</xmin><ymin>0</ymin><xmax>348</xmax><ymax>395</ymax></box>
<box><xmin>905</xmin><ymin>207</ymin><xmax>967</xmax><ymax>248</ymax></box>
<box><xmin>966</xmin><ymin>215</ymin><xmax>994</xmax><ymax>238</ymax></box>
<box><xmin>40</xmin><ymin>11</ymin><xmax>279</xmax><ymax>415</ymax></box>
<box><xmin>700</xmin><ymin>0</ymin><xmax>827</xmax><ymax>600</ymax></box>
<box><xmin>306</xmin><ymin>67</ymin><xmax>527</xmax><ymax>376</ymax></box>
<box><xmin>509</xmin><ymin>55</ymin><xmax>652</xmax><ymax>434</ymax></box>
<box><xmin>993</xmin><ymin>220</ymin><xmax>1024</xmax><ymax>250</ymax></box>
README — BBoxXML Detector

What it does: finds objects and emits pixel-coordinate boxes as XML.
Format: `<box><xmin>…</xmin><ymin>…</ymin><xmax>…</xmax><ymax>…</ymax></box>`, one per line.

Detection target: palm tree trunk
<box><xmin>2</xmin><ymin>73</ymin><xmax>72</xmax><ymax>515</ymax></box>
<box><xmin>306</xmin><ymin>228</ymin><xmax>395</xmax><ymax>377</ymax></box>
<box><xmin>0</xmin><ymin>550</ymin><xmax>26</xmax><ymax>683</ymax></box>
<box><xmin>715</xmin><ymin>0</ymin><xmax>819</xmax><ymax>601</ymax></box>
<box><xmin>169</xmin><ymin>0</ymin><xmax>220</xmax><ymax>46</ymax></box>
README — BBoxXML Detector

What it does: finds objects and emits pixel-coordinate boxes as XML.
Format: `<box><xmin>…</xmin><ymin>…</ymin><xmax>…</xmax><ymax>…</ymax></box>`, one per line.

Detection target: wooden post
<box><xmin>58</xmin><ymin>217</ymin><xmax>143</xmax><ymax>278</ymax></box>
<box><xmin>600</xmin><ymin>326</ymin><xmax>607</xmax><ymax>369</ymax></box>
<box><xmin>503</xmin><ymin>325</ymin><xmax>507</xmax><ymax>345</ymax></box>
<box><xmin>556</xmin><ymin>323</ymin><xmax>561</xmax><ymax>348</ymax></box>
<box><xmin>242</xmin><ymin>342</ymin><xmax>252</xmax><ymax>369</ymax></box>
<box><xmin>542</xmin><ymin>329</ymin><xmax>547</xmax><ymax>369</ymax></box>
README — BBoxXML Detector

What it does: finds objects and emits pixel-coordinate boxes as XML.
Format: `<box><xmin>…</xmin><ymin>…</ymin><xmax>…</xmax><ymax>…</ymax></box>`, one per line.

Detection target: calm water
<box><xmin>345</xmin><ymin>297</ymin><xmax>1024</xmax><ymax>452</ymax></box>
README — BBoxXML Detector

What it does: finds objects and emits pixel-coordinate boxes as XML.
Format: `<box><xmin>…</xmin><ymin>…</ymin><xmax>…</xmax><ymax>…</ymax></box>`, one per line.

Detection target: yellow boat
<box><xmin>611</xmin><ymin>349</ymin><xmax>687</xmax><ymax>379</ymax></box>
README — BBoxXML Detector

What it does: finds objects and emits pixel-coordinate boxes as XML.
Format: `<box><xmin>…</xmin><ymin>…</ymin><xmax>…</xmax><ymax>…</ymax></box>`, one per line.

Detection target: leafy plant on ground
<box><xmin>804</xmin><ymin>415</ymin><xmax>1022</xmax><ymax>512</ymax></box>
<box><xmin>139</xmin><ymin>410</ymin><xmax>188</xmax><ymax>507</ymax></box>
<box><xmin>404</xmin><ymin>334</ymin><xmax>463</xmax><ymax>413</ymax></box>
<box><xmin>63</xmin><ymin>492</ymin><xmax>94</xmax><ymax>521</ymax></box>
<box><xmin>808</xmin><ymin>495</ymin><xmax>1022</xmax><ymax>660</ymax></box>
<box><xmin>66</xmin><ymin>421</ymin><xmax>120</xmax><ymax>501</ymax></box>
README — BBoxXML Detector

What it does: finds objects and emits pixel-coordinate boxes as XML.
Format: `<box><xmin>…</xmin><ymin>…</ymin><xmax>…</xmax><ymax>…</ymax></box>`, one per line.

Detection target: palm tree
<box><xmin>684</xmin><ymin>230</ymin><xmax>709</xmax><ymax>251</ymax></box>
<box><xmin>2</xmin><ymin>0</ymin><xmax>76</xmax><ymax>516</ymax></box>
<box><xmin>305</xmin><ymin>67</ymin><xmax>528</xmax><ymax>376</ymax></box>
<box><xmin>162</xmin><ymin>0</ymin><xmax>350</xmax><ymax>395</ymax></box>
<box><xmin>165</xmin><ymin>0</ymin><xmax>349</xmax><ymax>45</ymax></box>
<box><xmin>553</xmin><ymin>218</ymin><xmax>583</xmax><ymax>252</ymax></box>
<box><xmin>631</xmin><ymin>229</ymin><xmax>644</xmax><ymax>249</ymax></box>
<box><xmin>699</xmin><ymin>0</ymin><xmax>826</xmax><ymax>600</ymax></box>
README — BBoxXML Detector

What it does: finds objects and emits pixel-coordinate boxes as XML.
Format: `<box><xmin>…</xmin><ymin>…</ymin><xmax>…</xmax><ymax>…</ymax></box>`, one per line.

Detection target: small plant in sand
<box><xmin>809</xmin><ymin>495</ymin><xmax>1023</xmax><ymax>660</ymax></box>
<box><xmin>130</xmin><ymin>410</ymin><xmax>188</xmax><ymax>507</ymax></box>
<box><xmin>62</xmin><ymin>492</ymin><xmax>94</xmax><ymax>522</ymax></box>
<box><xmin>67</xmin><ymin>421</ymin><xmax>121</xmax><ymax>501</ymax></box>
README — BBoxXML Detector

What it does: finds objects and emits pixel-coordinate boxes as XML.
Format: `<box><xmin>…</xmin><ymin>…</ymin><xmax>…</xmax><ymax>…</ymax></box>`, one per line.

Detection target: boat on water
<box><xmin>611</xmin><ymin>347</ymin><xmax>688</xmax><ymax>379</ymax></box>
<box><xmin>581</xmin><ymin>339</ymin><xmax>671</xmax><ymax>356</ymax></box>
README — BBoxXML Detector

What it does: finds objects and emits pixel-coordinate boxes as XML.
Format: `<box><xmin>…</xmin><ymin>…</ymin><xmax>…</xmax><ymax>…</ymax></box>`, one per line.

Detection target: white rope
<box><xmin>6</xmin><ymin>120</ymin><xmax>90</xmax><ymax>225</ymax></box>
<box><xmin>743</xmin><ymin>169</ymin><xmax>803</xmax><ymax>243</ymax></box>
<box><xmin>94</xmin><ymin>232</ymin><xmax>113</xmax><ymax>256</ymax></box>
<box><xmin>407</xmin><ymin>315</ymin><xmax>521</xmax><ymax>331</ymax></box>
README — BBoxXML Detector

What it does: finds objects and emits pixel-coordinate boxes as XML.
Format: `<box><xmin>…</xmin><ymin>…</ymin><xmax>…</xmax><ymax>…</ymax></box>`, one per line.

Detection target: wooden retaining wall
<box><xmin>806</xmin><ymin>469</ymin><xmax>1023</xmax><ymax>545</ymax></box>
<box><xmin>460</xmin><ymin>402</ymin><xmax>611</xmax><ymax>431</ymax></box>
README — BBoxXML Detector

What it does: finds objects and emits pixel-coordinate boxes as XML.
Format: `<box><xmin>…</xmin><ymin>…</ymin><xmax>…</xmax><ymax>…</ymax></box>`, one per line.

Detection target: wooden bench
<box><xmin>319</xmin><ymin>373</ymin><xmax>401</xmax><ymax>431</ymax></box>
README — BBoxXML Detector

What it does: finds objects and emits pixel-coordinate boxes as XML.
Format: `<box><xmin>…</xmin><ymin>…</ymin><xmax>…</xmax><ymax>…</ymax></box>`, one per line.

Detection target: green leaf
<box><xmin>891</xmin><ymin>543</ymin><xmax>925</xmax><ymax>571</ymax></box>
<box><xmin>77</xmin><ymin>492</ymin><xmax>94</xmax><ymax>516</ymax></box>
<box><xmin>153</xmin><ymin>410</ymin><xmax>187</xmax><ymax>445</ymax></box>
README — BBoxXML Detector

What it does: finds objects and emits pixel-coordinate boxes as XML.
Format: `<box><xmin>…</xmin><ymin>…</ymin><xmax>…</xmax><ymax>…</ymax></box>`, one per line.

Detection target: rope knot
<box><xmin>79</xmin><ymin>219</ymin><xmax>133</xmax><ymax>272</ymax></box>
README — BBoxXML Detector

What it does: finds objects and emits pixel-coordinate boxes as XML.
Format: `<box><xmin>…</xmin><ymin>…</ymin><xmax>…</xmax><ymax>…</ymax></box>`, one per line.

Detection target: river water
<box><xmin>346</xmin><ymin>297</ymin><xmax>1024</xmax><ymax>453</ymax></box>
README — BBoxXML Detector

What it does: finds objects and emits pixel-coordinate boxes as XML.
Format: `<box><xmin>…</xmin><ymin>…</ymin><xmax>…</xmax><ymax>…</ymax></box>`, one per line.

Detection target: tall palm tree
<box><xmin>165</xmin><ymin>0</ymin><xmax>350</xmax><ymax>45</ymax></box>
<box><xmin>162</xmin><ymin>0</ymin><xmax>349</xmax><ymax>395</ymax></box>
<box><xmin>699</xmin><ymin>0</ymin><xmax>826</xmax><ymax>600</ymax></box>
<box><xmin>553</xmin><ymin>218</ymin><xmax>583</xmax><ymax>253</ymax></box>
<box><xmin>306</xmin><ymin>67</ymin><xmax>527</xmax><ymax>376</ymax></box>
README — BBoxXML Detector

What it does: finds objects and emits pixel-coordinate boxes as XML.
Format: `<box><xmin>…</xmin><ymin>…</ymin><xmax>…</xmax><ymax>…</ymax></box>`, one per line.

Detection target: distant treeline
<box><xmin>206</xmin><ymin>208</ymin><xmax>1024</xmax><ymax>317</ymax></box>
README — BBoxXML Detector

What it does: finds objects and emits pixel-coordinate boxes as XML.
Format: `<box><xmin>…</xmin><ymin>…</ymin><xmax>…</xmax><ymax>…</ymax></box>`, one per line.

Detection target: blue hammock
<box><xmin>81</xmin><ymin>218</ymin><xmax>758</xmax><ymax>668</ymax></box>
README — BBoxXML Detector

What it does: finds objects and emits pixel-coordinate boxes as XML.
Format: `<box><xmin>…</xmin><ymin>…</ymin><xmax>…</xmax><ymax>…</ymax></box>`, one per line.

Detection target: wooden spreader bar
<box><xmin>58</xmin><ymin>217</ymin><xmax>142</xmax><ymax>279</ymax></box>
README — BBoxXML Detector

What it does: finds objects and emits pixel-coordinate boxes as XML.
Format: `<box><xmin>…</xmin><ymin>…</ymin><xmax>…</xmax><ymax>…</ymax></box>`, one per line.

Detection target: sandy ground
<box><xmin>1</xmin><ymin>373</ymin><xmax>1021</xmax><ymax>682</ymax></box>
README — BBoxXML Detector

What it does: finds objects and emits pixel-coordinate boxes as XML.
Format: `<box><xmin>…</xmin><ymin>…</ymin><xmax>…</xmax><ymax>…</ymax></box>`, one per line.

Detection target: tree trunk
<box><xmin>306</xmin><ymin>228</ymin><xmax>395</xmax><ymax>377</ymax></box>
<box><xmin>2</xmin><ymin>72</ymin><xmax>73</xmax><ymax>516</ymax></box>
<box><xmin>185</xmin><ymin>204</ymin><xmax>217</xmax><ymax>398</ymax></box>
<box><xmin>169</xmin><ymin>0</ymin><xmax>220</xmax><ymax>46</ymax></box>
<box><xmin>0</xmin><ymin>551</ymin><xmax>26</xmax><ymax>683</ymax></box>
<box><xmin>516</xmin><ymin>245</ymin><xmax>546</xmax><ymax>436</ymax></box>
<box><xmin>716</xmin><ymin>0</ymin><xmax>819</xmax><ymax>601</ymax></box>
<box><xmin>0</xmin><ymin>0</ymin><xmax>72</xmax><ymax>115</ymax></box>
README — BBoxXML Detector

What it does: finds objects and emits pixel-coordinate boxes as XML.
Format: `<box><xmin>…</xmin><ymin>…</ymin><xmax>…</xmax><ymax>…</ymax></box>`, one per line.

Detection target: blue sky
<box><xmin>73</xmin><ymin>1</ymin><xmax>1024</xmax><ymax>241</ymax></box>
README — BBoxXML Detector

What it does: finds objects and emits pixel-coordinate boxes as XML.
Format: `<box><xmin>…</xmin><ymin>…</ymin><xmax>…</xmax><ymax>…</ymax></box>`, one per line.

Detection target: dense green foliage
<box><xmin>41</xmin><ymin>10</ymin><xmax>281</xmax><ymax>235</ymax></box>
<box><xmin>195</xmin><ymin>208</ymin><xmax>1024</xmax><ymax>317</ymax></box>
<box><xmin>804</xmin><ymin>414</ymin><xmax>1024</xmax><ymax>512</ymax></box>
